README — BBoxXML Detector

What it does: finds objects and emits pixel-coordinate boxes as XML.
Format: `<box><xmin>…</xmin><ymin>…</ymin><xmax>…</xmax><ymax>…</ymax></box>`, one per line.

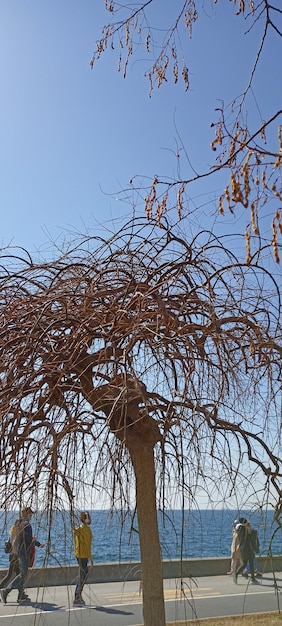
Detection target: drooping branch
<box><xmin>90</xmin><ymin>1</ymin><xmax>282</xmax><ymax>258</ymax></box>
<box><xmin>0</xmin><ymin>219</ymin><xmax>280</xmax><ymax>509</ymax></box>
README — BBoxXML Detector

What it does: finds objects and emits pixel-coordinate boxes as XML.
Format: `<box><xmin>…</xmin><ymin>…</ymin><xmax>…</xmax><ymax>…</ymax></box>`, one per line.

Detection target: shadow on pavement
<box><xmin>3</xmin><ymin>600</ymin><xmax>65</xmax><ymax>612</ymax></box>
<box><xmin>94</xmin><ymin>605</ymin><xmax>134</xmax><ymax>615</ymax></box>
<box><xmin>33</xmin><ymin>602</ymin><xmax>65</xmax><ymax>611</ymax></box>
<box><xmin>234</xmin><ymin>576</ymin><xmax>282</xmax><ymax>589</ymax></box>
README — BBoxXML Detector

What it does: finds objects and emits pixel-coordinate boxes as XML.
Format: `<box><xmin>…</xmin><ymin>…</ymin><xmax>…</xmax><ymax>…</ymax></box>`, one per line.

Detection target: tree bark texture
<box><xmin>129</xmin><ymin>441</ymin><xmax>166</xmax><ymax>626</ymax></box>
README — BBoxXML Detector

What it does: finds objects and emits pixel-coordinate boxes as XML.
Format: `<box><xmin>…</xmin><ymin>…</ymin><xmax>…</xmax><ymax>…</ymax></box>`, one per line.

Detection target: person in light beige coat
<box><xmin>227</xmin><ymin>520</ymin><xmax>243</xmax><ymax>575</ymax></box>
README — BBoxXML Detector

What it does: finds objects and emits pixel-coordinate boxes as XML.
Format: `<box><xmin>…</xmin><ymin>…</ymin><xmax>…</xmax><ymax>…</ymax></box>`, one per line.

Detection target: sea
<box><xmin>0</xmin><ymin>509</ymin><xmax>281</xmax><ymax>569</ymax></box>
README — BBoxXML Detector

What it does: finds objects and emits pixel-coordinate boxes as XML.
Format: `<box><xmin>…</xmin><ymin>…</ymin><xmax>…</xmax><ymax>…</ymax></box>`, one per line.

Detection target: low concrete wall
<box><xmin>1</xmin><ymin>556</ymin><xmax>281</xmax><ymax>589</ymax></box>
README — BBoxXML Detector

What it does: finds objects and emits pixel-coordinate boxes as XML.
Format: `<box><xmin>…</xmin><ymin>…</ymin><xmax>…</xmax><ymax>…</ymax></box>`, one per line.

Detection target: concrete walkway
<box><xmin>0</xmin><ymin>572</ymin><xmax>281</xmax><ymax>625</ymax></box>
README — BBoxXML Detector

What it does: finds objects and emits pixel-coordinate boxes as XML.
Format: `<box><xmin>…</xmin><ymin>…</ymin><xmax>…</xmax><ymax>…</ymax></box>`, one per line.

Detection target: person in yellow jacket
<box><xmin>73</xmin><ymin>511</ymin><xmax>93</xmax><ymax>606</ymax></box>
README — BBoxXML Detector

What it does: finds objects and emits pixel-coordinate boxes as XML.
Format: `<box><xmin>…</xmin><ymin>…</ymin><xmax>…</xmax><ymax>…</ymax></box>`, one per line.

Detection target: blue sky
<box><xmin>0</xmin><ymin>1</ymin><xmax>280</xmax><ymax>255</ymax></box>
<box><xmin>1</xmin><ymin>2</ymin><xmax>281</xmax><ymax>513</ymax></box>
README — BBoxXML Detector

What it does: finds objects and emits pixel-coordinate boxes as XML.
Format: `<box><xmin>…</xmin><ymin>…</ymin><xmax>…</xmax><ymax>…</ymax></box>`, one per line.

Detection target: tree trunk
<box><xmin>129</xmin><ymin>442</ymin><xmax>166</xmax><ymax>626</ymax></box>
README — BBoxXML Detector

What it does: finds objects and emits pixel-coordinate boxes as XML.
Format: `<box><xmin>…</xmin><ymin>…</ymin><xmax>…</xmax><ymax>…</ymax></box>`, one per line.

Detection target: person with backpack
<box><xmin>233</xmin><ymin>517</ymin><xmax>259</xmax><ymax>584</ymax></box>
<box><xmin>0</xmin><ymin>507</ymin><xmax>44</xmax><ymax>604</ymax></box>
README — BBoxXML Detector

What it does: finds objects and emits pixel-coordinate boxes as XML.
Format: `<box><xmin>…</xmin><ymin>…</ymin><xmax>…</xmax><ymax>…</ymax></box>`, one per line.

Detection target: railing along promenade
<box><xmin>1</xmin><ymin>555</ymin><xmax>281</xmax><ymax>589</ymax></box>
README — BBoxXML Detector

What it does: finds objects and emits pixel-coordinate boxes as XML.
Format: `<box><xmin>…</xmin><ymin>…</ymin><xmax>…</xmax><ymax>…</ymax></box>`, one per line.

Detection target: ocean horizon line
<box><xmin>0</xmin><ymin>509</ymin><xmax>280</xmax><ymax>570</ymax></box>
<box><xmin>0</xmin><ymin>507</ymin><xmax>270</xmax><ymax>513</ymax></box>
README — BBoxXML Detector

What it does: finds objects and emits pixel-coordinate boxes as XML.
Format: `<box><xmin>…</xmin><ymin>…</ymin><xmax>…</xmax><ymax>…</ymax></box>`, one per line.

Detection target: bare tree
<box><xmin>91</xmin><ymin>1</ymin><xmax>282</xmax><ymax>260</ymax></box>
<box><xmin>0</xmin><ymin>218</ymin><xmax>281</xmax><ymax>625</ymax></box>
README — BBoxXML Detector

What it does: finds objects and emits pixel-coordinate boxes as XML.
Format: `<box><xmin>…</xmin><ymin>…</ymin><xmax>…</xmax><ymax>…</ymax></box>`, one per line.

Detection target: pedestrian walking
<box><xmin>233</xmin><ymin>518</ymin><xmax>259</xmax><ymax>584</ymax></box>
<box><xmin>0</xmin><ymin>519</ymin><xmax>21</xmax><ymax>589</ymax></box>
<box><xmin>242</xmin><ymin>526</ymin><xmax>262</xmax><ymax>577</ymax></box>
<box><xmin>0</xmin><ymin>506</ymin><xmax>45</xmax><ymax>604</ymax></box>
<box><xmin>73</xmin><ymin>511</ymin><xmax>93</xmax><ymax>606</ymax></box>
<box><xmin>227</xmin><ymin>519</ymin><xmax>243</xmax><ymax>575</ymax></box>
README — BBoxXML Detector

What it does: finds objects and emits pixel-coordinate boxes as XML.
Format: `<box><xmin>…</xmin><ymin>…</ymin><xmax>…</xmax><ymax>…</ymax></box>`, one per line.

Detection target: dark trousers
<box><xmin>75</xmin><ymin>558</ymin><xmax>89</xmax><ymax>599</ymax></box>
<box><xmin>235</xmin><ymin>552</ymin><xmax>255</xmax><ymax>580</ymax></box>
<box><xmin>6</xmin><ymin>553</ymin><xmax>29</xmax><ymax>596</ymax></box>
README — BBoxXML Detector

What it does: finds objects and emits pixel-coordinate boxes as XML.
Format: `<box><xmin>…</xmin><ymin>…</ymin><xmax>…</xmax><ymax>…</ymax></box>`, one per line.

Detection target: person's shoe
<box><xmin>251</xmin><ymin>578</ymin><xmax>259</xmax><ymax>584</ymax></box>
<box><xmin>17</xmin><ymin>593</ymin><xmax>31</xmax><ymax>603</ymax></box>
<box><xmin>73</xmin><ymin>597</ymin><xmax>85</xmax><ymax>606</ymax></box>
<box><xmin>233</xmin><ymin>573</ymin><xmax>238</xmax><ymax>584</ymax></box>
<box><xmin>255</xmin><ymin>571</ymin><xmax>262</xmax><ymax>578</ymax></box>
<box><xmin>19</xmin><ymin>592</ymin><xmax>30</xmax><ymax>599</ymax></box>
<box><xmin>0</xmin><ymin>589</ymin><xmax>8</xmax><ymax>604</ymax></box>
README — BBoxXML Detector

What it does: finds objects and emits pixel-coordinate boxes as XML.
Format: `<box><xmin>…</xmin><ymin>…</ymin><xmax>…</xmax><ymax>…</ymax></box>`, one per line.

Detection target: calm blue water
<box><xmin>0</xmin><ymin>509</ymin><xmax>281</xmax><ymax>569</ymax></box>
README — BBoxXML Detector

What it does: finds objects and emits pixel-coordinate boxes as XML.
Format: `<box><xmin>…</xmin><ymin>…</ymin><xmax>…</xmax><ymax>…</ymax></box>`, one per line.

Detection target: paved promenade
<box><xmin>0</xmin><ymin>572</ymin><xmax>281</xmax><ymax>625</ymax></box>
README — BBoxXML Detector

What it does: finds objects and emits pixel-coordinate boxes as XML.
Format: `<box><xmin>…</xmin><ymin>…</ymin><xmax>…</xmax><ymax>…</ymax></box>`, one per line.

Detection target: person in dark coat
<box><xmin>233</xmin><ymin>517</ymin><xmax>258</xmax><ymax>584</ymax></box>
<box><xmin>242</xmin><ymin>526</ymin><xmax>262</xmax><ymax>577</ymax></box>
<box><xmin>0</xmin><ymin>507</ymin><xmax>44</xmax><ymax>604</ymax></box>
